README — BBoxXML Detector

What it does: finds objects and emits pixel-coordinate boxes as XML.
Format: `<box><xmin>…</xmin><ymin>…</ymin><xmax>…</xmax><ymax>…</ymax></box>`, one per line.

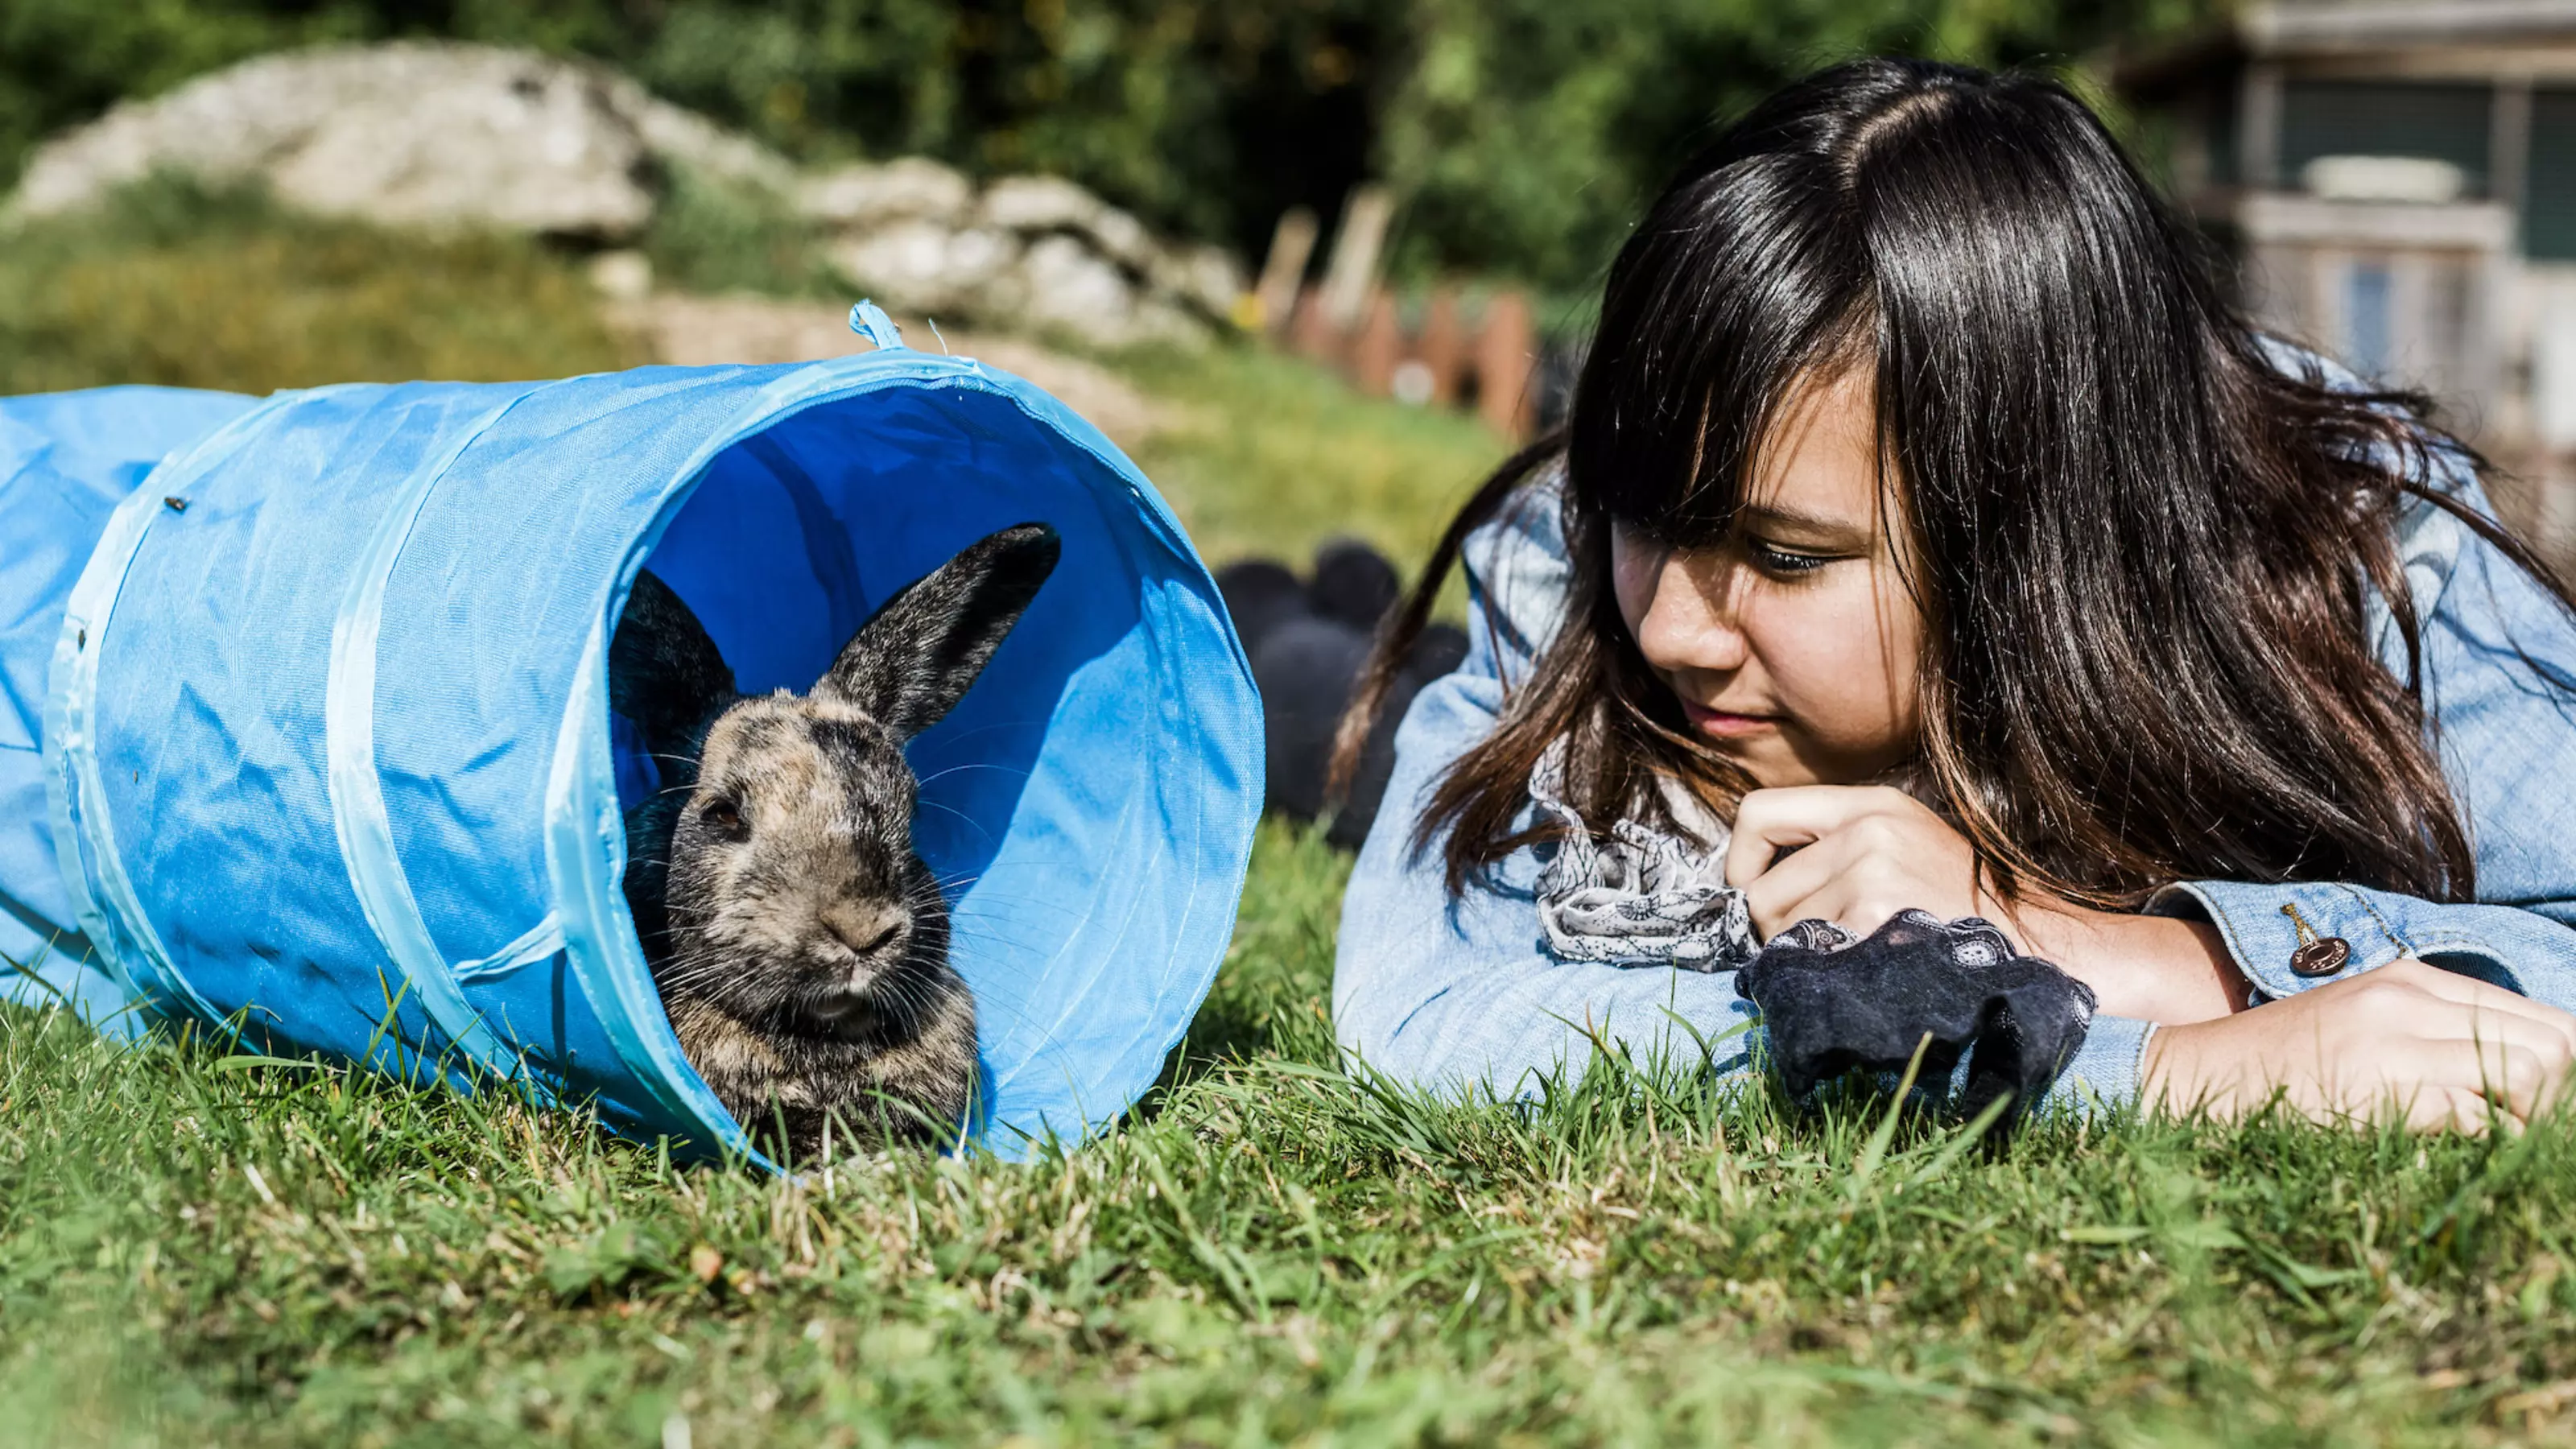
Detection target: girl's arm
<box><xmin>1722</xmin><ymin>467</ymin><xmax>2576</xmax><ymax>1123</ymax></box>
<box><xmin>1331</xmin><ymin>661</ymin><xmax>1763</xmax><ymax>1094</ymax></box>
<box><xmin>2138</xmin><ymin>503</ymin><xmax>2576</xmax><ymax>1012</ymax></box>
<box><xmin>1333</xmin><ymin>484</ymin><xmax>1763</xmax><ymax>1095</ymax></box>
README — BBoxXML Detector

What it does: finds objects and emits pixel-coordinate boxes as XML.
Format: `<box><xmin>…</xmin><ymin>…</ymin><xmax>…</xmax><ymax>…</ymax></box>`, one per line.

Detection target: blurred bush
<box><xmin>0</xmin><ymin>175</ymin><xmax>639</xmax><ymax>395</ymax></box>
<box><xmin>1377</xmin><ymin>0</ymin><xmax>2210</xmax><ymax>292</ymax></box>
<box><xmin>0</xmin><ymin>0</ymin><xmax>2208</xmax><ymax>296</ymax></box>
<box><xmin>641</xmin><ymin>163</ymin><xmax>841</xmax><ymax>299</ymax></box>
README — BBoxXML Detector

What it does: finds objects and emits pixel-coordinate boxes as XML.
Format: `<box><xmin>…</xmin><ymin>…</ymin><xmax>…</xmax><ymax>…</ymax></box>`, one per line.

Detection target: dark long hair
<box><xmin>1334</xmin><ymin>57</ymin><xmax>2576</xmax><ymax>907</ymax></box>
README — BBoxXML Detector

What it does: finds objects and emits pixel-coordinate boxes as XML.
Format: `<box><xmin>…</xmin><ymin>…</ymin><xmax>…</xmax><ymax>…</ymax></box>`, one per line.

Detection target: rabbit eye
<box><xmin>701</xmin><ymin>798</ymin><xmax>749</xmax><ymax>840</ymax></box>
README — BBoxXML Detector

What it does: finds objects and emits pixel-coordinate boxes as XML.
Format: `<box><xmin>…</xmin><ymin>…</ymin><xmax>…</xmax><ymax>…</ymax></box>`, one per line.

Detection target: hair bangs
<box><xmin>1567</xmin><ymin>153</ymin><xmax>1876</xmax><ymax>550</ymax></box>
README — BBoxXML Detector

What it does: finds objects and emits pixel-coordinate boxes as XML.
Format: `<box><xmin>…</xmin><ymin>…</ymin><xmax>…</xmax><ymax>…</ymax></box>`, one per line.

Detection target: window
<box><xmin>2280</xmin><ymin>81</ymin><xmax>2491</xmax><ymax>194</ymax></box>
<box><xmin>2529</xmin><ymin>89</ymin><xmax>2576</xmax><ymax>261</ymax></box>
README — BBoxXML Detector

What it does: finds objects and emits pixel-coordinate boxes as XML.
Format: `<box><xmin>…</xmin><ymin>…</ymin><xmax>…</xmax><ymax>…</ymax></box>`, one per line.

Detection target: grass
<box><xmin>0</xmin><ymin>178</ymin><xmax>640</xmax><ymax>396</ymax></box>
<box><xmin>1114</xmin><ymin>345</ymin><xmax>1509</xmax><ymax>576</ymax></box>
<box><xmin>12</xmin><ymin>822</ymin><xmax>2576</xmax><ymax>1445</ymax></box>
<box><xmin>10</xmin><ymin>190</ymin><xmax>2576</xmax><ymax>1446</ymax></box>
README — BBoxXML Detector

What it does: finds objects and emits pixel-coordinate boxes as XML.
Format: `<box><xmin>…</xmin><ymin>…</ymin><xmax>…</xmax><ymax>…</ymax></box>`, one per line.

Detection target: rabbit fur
<box><xmin>610</xmin><ymin>522</ymin><xmax>1061</xmax><ymax>1160</ymax></box>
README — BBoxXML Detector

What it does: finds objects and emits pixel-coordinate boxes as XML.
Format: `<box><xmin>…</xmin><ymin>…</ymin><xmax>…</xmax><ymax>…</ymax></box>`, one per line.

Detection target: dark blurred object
<box><xmin>1735</xmin><ymin>910</ymin><xmax>2098</xmax><ymax>1133</ymax></box>
<box><xmin>1307</xmin><ymin>536</ymin><xmax>1401</xmax><ymax>630</ymax></box>
<box><xmin>1217</xmin><ymin>542</ymin><xmax>1466</xmax><ymax>849</ymax></box>
<box><xmin>1216</xmin><ymin>558</ymin><xmax>1305</xmax><ymax>657</ymax></box>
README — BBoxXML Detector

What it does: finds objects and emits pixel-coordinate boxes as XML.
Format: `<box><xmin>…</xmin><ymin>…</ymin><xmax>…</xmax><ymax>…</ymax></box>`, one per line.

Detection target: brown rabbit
<box><xmin>609</xmin><ymin>522</ymin><xmax>1061</xmax><ymax>1160</ymax></box>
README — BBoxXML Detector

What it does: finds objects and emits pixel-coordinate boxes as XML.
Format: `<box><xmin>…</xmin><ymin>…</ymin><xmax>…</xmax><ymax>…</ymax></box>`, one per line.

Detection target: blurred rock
<box><xmin>9</xmin><ymin>43</ymin><xmax>667</xmax><ymax>239</ymax></box>
<box><xmin>1157</xmin><ymin>245</ymin><xmax>1252</xmax><ymax>322</ymax></box>
<box><xmin>800</xmin><ymin>159</ymin><xmax>973</xmax><ymax>229</ymax></box>
<box><xmin>6</xmin><ymin>39</ymin><xmax>1247</xmax><ymax>345</ymax></box>
<box><xmin>601</xmin><ymin>293</ymin><xmax>1179</xmax><ymax>448</ymax></box>
<box><xmin>824</xmin><ymin>221</ymin><xmax>1021</xmax><ymax>316</ymax></box>
<box><xmin>615</xmin><ymin>88</ymin><xmax>799</xmax><ymax>198</ymax></box>
<box><xmin>587</xmin><ymin>250</ymin><xmax>654</xmax><ymax>302</ymax></box>
<box><xmin>820</xmin><ymin>171</ymin><xmax>1244</xmax><ymax>345</ymax></box>
<box><xmin>980</xmin><ymin>175</ymin><xmax>1153</xmax><ymax>268</ymax></box>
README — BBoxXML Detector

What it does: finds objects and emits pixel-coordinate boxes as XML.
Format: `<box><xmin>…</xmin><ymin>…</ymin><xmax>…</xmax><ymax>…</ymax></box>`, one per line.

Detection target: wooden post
<box><xmin>1319</xmin><ymin>184</ymin><xmax>1394</xmax><ymax>332</ymax></box>
<box><xmin>1416</xmin><ymin>286</ymin><xmax>1465</xmax><ymax>405</ymax></box>
<box><xmin>1352</xmin><ymin>289</ymin><xmax>1403</xmax><ymax>397</ymax></box>
<box><xmin>1289</xmin><ymin>285</ymin><xmax>1340</xmax><ymax>365</ymax></box>
<box><xmin>1475</xmin><ymin>289</ymin><xmax>1538</xmax><ymax>437</ymax></box>
<box><xmin>1253</xmin><ymin>206</ymin><xmax>1319</xmax><ymax>338</ymax></box>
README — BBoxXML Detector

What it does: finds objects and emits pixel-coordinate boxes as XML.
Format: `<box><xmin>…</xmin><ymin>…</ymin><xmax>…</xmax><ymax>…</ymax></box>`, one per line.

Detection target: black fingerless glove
<box><xmin>1733</xmin><ymin>909</ymin><xmax>2097</xmax><ymax>1128</ymax></box>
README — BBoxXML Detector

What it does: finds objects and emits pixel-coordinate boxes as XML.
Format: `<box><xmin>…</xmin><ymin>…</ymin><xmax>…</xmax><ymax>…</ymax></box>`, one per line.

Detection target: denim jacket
<box><xmin>1331</xmin><ymin>449</ymin><xmax>2576</xmax><ymax>1111</ymax></box>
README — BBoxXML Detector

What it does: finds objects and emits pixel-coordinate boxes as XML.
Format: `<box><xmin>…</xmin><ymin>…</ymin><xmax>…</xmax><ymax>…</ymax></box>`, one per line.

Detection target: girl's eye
<box><xmin>1747</xmin><ymin>539</ymin><xmax>1835</xmax><ymax>576</ymax></box>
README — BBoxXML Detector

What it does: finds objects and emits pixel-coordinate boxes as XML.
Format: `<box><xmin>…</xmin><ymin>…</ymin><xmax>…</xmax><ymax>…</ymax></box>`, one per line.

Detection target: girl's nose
<box><xmin>1633</xmin><ymin>553</ymin><xmax>1750</xmax><ymax>675</ymax></box>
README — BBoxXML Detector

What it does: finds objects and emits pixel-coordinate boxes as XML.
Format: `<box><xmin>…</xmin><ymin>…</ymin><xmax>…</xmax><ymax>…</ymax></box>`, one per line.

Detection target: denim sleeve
<box><xmin>1332</xmin><ymin>479</ymin><xmax>1760</xmax><ymax>1092</ymax></box>
<box><xmin>1331</xmin><ymin>654</ymin><xmax>1765</xmax><ymax>1094</ymax></box>
<box><xmin>1331</xmin><ymin>488</ymin><xmax>2164</xmax><ymax>1112</ymax></box>
<box><xmin>2145</xmin><ymin>487</ymin><xmax>2576</xmax><ymax>1009</ymax></box>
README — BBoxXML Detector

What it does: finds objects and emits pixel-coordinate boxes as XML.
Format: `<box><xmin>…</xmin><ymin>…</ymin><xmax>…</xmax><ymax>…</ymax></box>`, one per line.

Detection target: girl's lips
<box><xmin>1682</xmin><ymin>699</ymin><xmax>1781</xmax><ymax>737</ymax></box>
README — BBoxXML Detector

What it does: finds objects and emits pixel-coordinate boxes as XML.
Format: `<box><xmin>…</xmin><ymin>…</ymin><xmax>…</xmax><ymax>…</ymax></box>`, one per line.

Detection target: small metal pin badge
<box><xmin>2279</xmin><ymin>902</ymin><xmax>2352</xmax><ymax>977</ymax></box>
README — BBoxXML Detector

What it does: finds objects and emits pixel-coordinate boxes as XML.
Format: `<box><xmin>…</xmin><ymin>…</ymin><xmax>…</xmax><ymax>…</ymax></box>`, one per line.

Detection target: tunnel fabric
<box><xmin>0</xmin><ymin>325</ymin><xmax>1261</xmax><ymax>1170</ymax></box>
<box><xmin>0</xmin><ymin>385</ymin><xmax>265</xmax><ymax>1028</ymax></box>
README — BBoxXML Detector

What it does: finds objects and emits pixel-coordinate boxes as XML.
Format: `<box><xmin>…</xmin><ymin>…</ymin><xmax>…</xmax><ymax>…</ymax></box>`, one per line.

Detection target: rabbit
<box><xmin>608</xmin><ymin>522</ymin><xmax>1062</xmax><ymax>1161</ymax></box>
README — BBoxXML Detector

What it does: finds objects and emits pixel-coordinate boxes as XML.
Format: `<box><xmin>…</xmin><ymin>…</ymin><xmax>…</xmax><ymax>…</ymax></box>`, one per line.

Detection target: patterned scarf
<box><xmin>1528</xmin><ymin>738</ymin><xmax>1774</xmax><ymax>971</ymax></box>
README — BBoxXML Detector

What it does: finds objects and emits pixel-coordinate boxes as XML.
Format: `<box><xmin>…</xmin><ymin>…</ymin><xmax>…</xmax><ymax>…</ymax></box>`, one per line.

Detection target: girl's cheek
<box><xmin>1773</xmin><ymin>577</ymin><xmax>1917</xmax><ymax>750</ymax></box>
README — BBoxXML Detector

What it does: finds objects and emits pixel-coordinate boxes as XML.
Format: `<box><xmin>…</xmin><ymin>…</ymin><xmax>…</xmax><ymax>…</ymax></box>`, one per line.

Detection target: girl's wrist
<box><xmin>2008</xmin><ymin>902</ymin><xmax>2248</xmax><ymax>1025</ymax></box>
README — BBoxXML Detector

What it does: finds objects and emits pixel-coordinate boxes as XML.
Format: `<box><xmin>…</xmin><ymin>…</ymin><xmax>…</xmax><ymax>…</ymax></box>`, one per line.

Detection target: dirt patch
<box><xmin>605</xmin><ymin>291</ymin><xmax>1174</xmax><ymax>449</ymax></box>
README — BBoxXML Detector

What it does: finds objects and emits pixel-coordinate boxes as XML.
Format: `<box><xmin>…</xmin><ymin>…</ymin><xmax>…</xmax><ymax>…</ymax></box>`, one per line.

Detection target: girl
<box><xmin>1331</xmin><ymin>58</ymin><xmax>2576</xmax><ymax>1131</ymax></box>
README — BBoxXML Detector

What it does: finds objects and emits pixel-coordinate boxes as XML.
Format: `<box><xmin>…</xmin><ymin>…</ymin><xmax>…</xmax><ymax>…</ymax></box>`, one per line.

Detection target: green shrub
<box><xmin>1375</xmin><ymin>0</ymin><xmax>2219</xmax><ymax>290</ymax></box>
<box><xmin>639</xmin><ymin>163</ymin><xmax>838</xmax><ymax>299</ymax></box>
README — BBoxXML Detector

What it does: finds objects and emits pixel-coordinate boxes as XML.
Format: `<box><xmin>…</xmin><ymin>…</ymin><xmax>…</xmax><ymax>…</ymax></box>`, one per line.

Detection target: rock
<box><xmin>618</xmin><ymin>89</ymin><xmax>799</xmax><ymax>197</ymax></box>
<box><xmin>602</xmin><ymin>293</ymin><xmax>1179</xmax><ymax>448</ymax></box>
<box><xmin>587</xmin><ymin>250</ymin><xmax>654</xmax><ymax>301</ymax></box>
<box><xmin>815</xmin><ymin>171</ymin><xmax>1242</xmax><ymax>343</ymax></box>
<box><xmin>1152</xmin><ymin>244</ymin><xmax>1251</xmax><ymax>322</ymax></box>
<box><xmin>980</xmin><ymin>175</ymin><xmax>1154</xmax><ymax>270</ymax></box>
<box><xmin>10</xmin><ymin>42</ymin><xmax>661</xmax><ymax>239</ymax></box>
<box><xmin>799</xmin><ymin>158</ymin><xmax>972</xmax><ymax>229</ymax></box>
<box><xmin>827</xmin><ymin>220</ymin><xmax>1022</xmax><ymax>316</ymax></box>
<box><xmin>6</xmin><ymin>39</ymin><xmax>1246</xmax><ymax>345</ymax></box>
<box><xmin>1016</xmin><ymin>235</ymin><xmax>1140</xmax><ymax>339</ymax></box>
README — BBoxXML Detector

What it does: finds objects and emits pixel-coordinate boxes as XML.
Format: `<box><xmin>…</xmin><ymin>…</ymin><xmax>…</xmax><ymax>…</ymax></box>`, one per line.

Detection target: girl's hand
<box><xmin>1724</xmin><ymin>785</ymin><xmax>2244</xmax><ymax>1024</ymax></box>
<box><xmin>2142</xmin><ymin>959</ymin><xmax>2576</xmax><ymax>1131</ymax></box>
<box><xmin>1724</xmin><ymin>786</ymin><xmax>1987</xmax><ymax>938</ymax></box>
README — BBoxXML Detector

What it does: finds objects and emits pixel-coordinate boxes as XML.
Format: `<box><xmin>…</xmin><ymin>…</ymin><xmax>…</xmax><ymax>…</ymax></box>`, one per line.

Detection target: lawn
<box><xmin>7</xmin><ymin>196</ymin><xmax>2576</xmax><ymax>1447</ymax></box>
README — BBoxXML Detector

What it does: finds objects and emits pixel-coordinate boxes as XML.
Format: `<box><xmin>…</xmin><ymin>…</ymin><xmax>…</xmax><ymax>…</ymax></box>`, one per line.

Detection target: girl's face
<box><xmin>1609</xmin><ymin>366</ymin><xmax>1926</xmax><ymax>789</ymax></box>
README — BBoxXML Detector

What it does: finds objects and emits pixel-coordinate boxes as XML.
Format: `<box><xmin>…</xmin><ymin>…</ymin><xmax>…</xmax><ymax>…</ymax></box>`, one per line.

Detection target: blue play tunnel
<box><xmin>0</xmin><ymin>307</ymin><xmax>1261</xmax><ymax>1167</ymax></box>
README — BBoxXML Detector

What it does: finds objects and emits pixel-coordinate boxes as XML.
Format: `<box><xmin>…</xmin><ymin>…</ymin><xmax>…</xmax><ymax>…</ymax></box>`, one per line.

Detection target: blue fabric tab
<box><xmin>848</xmin><ymin>301</ymin><xmax>906</xmax><ymax>350</ymax></box>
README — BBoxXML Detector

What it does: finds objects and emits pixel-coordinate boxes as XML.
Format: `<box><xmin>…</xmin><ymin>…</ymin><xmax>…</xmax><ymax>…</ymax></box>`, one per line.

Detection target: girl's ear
<box><xmin>818</xmin><ymin>522</ymin><xmax>1061</xmax><ymax>737</ymax></box>
<box><xmin>611</xmin><ymin>568</ymin><xmax>737</xmax><ymax>763</ymax></box>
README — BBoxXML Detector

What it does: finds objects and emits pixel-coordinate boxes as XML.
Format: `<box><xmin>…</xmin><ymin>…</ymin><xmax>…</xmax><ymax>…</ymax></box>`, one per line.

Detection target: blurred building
<box><xmin>2115</xmin><ymin>0</ymin><xmax>2576</xmax><ymax>548</ymax></box>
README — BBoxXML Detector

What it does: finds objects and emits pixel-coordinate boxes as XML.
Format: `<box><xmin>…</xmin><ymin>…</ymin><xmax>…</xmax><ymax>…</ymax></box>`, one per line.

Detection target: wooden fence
<box><xmin>1249</xmin><ymin>192</ymin><xmax>1541</xmax><ymax>438</ymax></box>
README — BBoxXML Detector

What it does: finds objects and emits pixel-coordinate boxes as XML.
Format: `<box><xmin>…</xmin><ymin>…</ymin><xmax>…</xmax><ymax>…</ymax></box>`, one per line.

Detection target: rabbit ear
<box><xmin>611</xmin><ymin>569</ymin><xmax>737</xmax><ymax>766</ymax></box>
<box><xmin>820</xmin><ymin>522</ymin><xmax>1061</xmax><ymax>736</ymax></box>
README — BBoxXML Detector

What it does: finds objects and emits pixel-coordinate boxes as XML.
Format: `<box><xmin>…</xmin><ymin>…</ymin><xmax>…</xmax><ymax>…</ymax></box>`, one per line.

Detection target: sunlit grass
<box><xmin>8</xmin><ymin>824</ymin><xmax>2576</xmax><ymax>1443</ymax></box>
<box><xmin>0</xmin><ymin>178</ymin><xmax>638</xmax><ymax>396</ymax></box>
<box><xmin>1113</xmin><ymin>342</ymin><xmax>1512</xmax><ymax>578</ymax></box>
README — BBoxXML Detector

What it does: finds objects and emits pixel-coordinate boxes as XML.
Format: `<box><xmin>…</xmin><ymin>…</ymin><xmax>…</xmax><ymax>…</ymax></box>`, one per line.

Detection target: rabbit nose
<box><xmin>821</xmin><ymin>903</ymin><xmax>905</xmax><ymax>957</ymax></box>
